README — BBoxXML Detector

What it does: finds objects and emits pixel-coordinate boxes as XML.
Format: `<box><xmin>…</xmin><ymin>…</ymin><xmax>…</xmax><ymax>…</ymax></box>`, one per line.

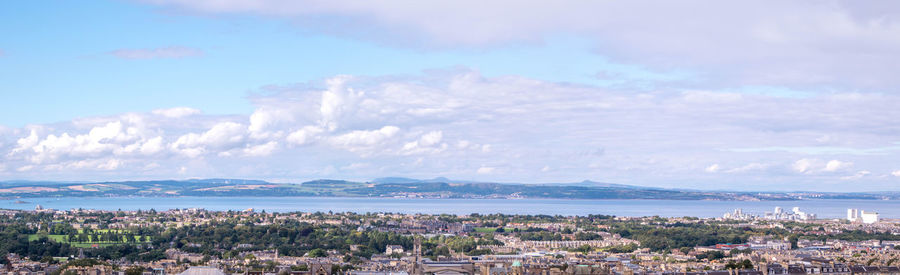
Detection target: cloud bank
<box><xmin>2</xmin><ymin>70</ymin><xmax>899</xmax><ymax>191</ymax></box>
<box><xmin>143</xmin><ymin>0</ymin><xmax>900</xmax><ymax>91</ymax></box>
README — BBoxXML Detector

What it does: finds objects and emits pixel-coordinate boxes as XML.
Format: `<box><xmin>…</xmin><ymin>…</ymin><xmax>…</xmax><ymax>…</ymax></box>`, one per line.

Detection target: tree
<box><xmin>307</xmin><ymin>248</ymin><xmax>327</xmax><ymax>258</ymax></box>
<box><xmin>741</xmin><ymin>259</ymin><xmax>753</xmax><ymax>269</ymax></box>
<box><xmin>788</xmin><ymin>234</ymin><xmax>799</xmax><ymax>249</ymax></box>
<box><xmin>575</xmin><ymin>232</ymin><xmax>603</xmax><ymax>241</ymax></box>
<box><xmin>576</xmin><ymin>244</ymin><xmax>592</xmax><ymax>255</ymax></box>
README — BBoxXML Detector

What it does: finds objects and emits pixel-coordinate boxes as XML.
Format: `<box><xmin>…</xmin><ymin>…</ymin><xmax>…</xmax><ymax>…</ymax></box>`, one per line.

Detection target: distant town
<box><xmin>724</xmin><ymin>207</ymin><xmax>880</xmax><ymax>224</ymax></box>
<box><xmin>3</xmin><ymin>179</ymin><xmax>900</xmax><ymax>201</ymax></box>
<box><xmin>3</xmin><ymin>204</ymin><xmax>900</xmax><ymax>275</ymax></box>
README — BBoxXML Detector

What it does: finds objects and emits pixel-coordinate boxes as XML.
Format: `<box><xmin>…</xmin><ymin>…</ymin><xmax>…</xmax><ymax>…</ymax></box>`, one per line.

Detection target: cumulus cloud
<box><xmin>477</xmin><ymin>166</ymin><xmax>495</xmax><ymax>174</ymax></box>
<box><xmin>138</xmin><ymin>137</ymin><xmax>165</xmax><ymax>155</ymax></box>
<box><xmin>318</xmin><ymin>76</ymin><xmax>357</xmax><ymax>131</ymax></box>
<box><xmin>792</xmin><ymin>159</ymin><xmax>856</xmax><ymax>174</ymax></box>
<box><xmin>823</xmin><ymin>160</ymin><xmax>853</xmax><ymax>172</ymax></box>
<box><xmin>243</xmin><ymin>141</ymin><xmax>279</xmax><ymax>157</ymax></box>
<box><xmin>401</xmin><ymin>131</ymin><xmax>447</xmax><ymax>155</ymax></box>
<box><xmin>97</xmin><ymin>159</ymin><xmax>123</xmax><ymax>170</ymax></box>
<box><xmin>248</xmin><ymin>108</ymin><xmax>294</xmax><ymax>139</ymax></box>
<box><xmin>108</xmin><ymin>46</ymin><xmax>203</xmax><ymax>59</ymax></box>
<box><xmin>793</xmin><ymin>159</ymin><xmax>815</xmax><ymax>174</ymax></box>
<box><xmin>8</xmin><ymin>122</ymin><xmax>152</xmax><ymax>164</ymax></box>
<box><xmin>329</xmin><ymin>126</ymin><xmax>400</xmax><ymax>154</ymax></box>
<box><xmin>3</xmin><ymin>70</ymin><xmax>900</xmax><ymax>190</ymax></box>
<box><xmin>170</xmin><ymin>122</ymin><xmax>246</xmax><ymax>157</ymax></box>
<box><xmin>152</xmin><ymin>107</ymin><xmax>201</xmax><ymax>118</ymax></box>
<box><xmin>286</xmin><ymin>126</ymin><xmax>324</xmax><ymax>146</ymax></box>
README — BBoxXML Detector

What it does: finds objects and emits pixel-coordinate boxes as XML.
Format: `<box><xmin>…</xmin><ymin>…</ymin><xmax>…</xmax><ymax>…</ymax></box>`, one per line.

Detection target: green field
<box><xmin>28</xmin><ymin>232</ymin><xmax>152</xmax><ymax>248</ymax></box>
<box><xmin>474</xmin><ymin>227</ymin><xmax>515</xmax><ymax>233</ymax></box>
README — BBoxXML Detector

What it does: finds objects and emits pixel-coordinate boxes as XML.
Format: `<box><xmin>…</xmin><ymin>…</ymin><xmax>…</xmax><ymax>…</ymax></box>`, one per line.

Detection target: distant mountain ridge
<box><xmin>371</xmin><ymin>177</ymin><xmax>644</xmax><ymax>189</ymax></box>
<box><xmin>0</xmin><ymin>178</ymin><xmax>896</xmax><ymax>201</ymax></box>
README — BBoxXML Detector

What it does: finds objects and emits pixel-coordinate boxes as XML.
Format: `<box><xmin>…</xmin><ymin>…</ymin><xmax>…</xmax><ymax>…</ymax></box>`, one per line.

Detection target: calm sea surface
<box><xmin>4</xmin><ymin>197</ymin><xmax>900</xmax><ymax>218</ymax></box>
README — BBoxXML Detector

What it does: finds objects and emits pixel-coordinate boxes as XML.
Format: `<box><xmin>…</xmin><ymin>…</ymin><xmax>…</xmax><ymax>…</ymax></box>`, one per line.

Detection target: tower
<box><xmin>410</xmin><ymin>237</ymin><xmax>423</xmax><ymax>275</ymax></box>
<box><xmin>847</xmin><ymin>209</ymin><xmax>859</xmax><ymax>222</ymax></box>
<box><xmin>414</xmin><ymin>237</ymin><xmax>422</xmax><ymax>262</ymax></box>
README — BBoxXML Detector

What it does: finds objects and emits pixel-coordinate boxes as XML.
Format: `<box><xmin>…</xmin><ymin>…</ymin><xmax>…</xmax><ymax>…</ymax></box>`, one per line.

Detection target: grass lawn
<box><xmin>474</xmin><ymin>227</ymin><xmax>515</xmax><ymax>233</ymax></box>
<box><xmin>28</xmin><ymin>234</ymin><xmax>152</xmax><ymax>247</ymax></box>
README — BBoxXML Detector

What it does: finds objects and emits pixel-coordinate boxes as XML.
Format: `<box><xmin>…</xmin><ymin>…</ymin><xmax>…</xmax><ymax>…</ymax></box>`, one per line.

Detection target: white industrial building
<box><xmin>861</xmin><ymin>210</ymin><xmax>879</xmax><ymax>224</ymax></box>
<box><xmin>847</xmin><ymin>208</ymin><xmax>859</xmax><ymax>222</ymax></box>
<box><xmin>847</xmin><ymin>208</ymin><xmax>879</xmax><ymax>224</ymax></box>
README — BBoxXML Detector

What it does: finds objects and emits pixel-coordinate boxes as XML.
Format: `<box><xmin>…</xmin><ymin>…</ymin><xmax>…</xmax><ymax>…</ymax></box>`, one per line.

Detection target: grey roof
<box><xmin>178</xmin><ymin>267</ymin><xmax>227</xmax><ymax>275</ymax></box>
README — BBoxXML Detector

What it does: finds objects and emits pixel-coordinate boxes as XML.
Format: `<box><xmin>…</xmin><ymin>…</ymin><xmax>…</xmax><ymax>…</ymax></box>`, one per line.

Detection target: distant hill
<box><xmin>0</xmin><ymin>178</ymin><xmax>896</xmax><ymax>201</ymax></box>
<box><xmin>371</xmin><ymin>177</ymin><xmax>471</xmax><ymax>184</ymax></box>
<box><xmin>372</xmin><ymin>178</ymin><xmax>647</xmax><ymax>188</ymax></box>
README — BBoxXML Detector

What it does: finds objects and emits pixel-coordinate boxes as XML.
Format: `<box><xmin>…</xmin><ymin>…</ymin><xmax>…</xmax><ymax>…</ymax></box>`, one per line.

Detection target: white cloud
<box><xmin>341</xmin><ymin>162</ymin><xmax>370</xmax><ymax>170</ymax></box>
<box><xmin>152</xmin><ymin>107</ymin><xmax>201</xmax><ymax>118</ymax></box>
<box><xmin>725</xmin><ymin>163</ymin><xmax>770</xmax><ymax>173</ymax></box>
<box><xmin>401</xmin><ymin>131</ymin><xmax>447</xmax><ymax>155</ymax></box>
<box><xmin>456</xmin><ymin>140</ymin><xmax>471</xmax><ymax>149</ymax></box>
<box><xmin>108</xmin><ymin>46</ymin><xmax>203</xmax><ymax>59</ymax></box>
<box><xmin>170</xmin><ymin>121</ymin><xmax>246</xmax><ymax>157</ymax></box>
<box><xmin>139</xmin><ymin>137</ymin><xmax>165</xmax><ymax>155</ymax></box>
<box><xmin>286</xmin><ymin>126</ymin><xmax>324</xmax><ymax>146</ymax></box>
<box><xmin>248</xmin><ymin>108</ymin><xmax>293</xmax><ymax>139</ymax></box>
<box><xmin>329</xmin><ymin>126</ymin><xmax>400</xmax><ymax>153</ymax></box>
<box><xmin>97</xmin><ymin>159</ymin><xmax>122</xmax><ymax>170</ymax></box>
<box><xmin>9</xmin><ymin>122</ymin><xmax>148</xmax><ymax>164</ymax></box>
<box><xmin>893</xmin><ymin>170</ymin><xmax>900</xmax><ymax>177</ymax></box>
<box><xmin>705</xmin><ymin>164</ymin><xmax>720</xmax><ymax>173</ymax></box>
<box><xmin>318</xmin><ymin>76</ymin><xmax>356</xmax><ymax>131</ymax></box>
<box><xmin>841</xmin><ymin>170</ymin><xmax>871</xmax><ymax>180</ymax></box>
<box><xmin>243</xmin><ymin>141</ymin><xmax>279</xmax><ymax>157</ymax></box>
<box><xmin>143</xmin><ymin>162</ymin><xmax>161</xmax><ymax>170</ymax></box>
<box><xmin>792</xmin><ymin>159</ymin><xmax>855</xmax><ymax>174</ymax></box>
<box><xmin>823</xmin><ymin>160</ymin><xmax>853</xmax><ymax>172</ymax></box>
<box><xmin>793</xmin><ymin>159</ymin><xmax>814</xmax><ymax>174</ymax></box>
<box><xmin>144</xmin><ymin>1</ymin><xmax>900</xmax><ymax>90</ymax></box>
<box><xmin>10</xmin><ymin>129</ymin><xmax>40</xmax><ymax>156</ymax></box>
<box><xmin>477</xmin><ymin>166</ymin><xmax>495</xmax><ymax>174</ymax></box>
<box><xmin>3</xmin><ymin>70</ymin><xmax>900</xmax><ymax>190</ymax></box>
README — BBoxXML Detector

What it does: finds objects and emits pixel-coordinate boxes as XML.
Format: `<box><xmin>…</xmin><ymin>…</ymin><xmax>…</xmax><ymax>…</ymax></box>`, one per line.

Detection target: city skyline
<box><xmin>3</xmin><ymin>1</ymin><xmax>900</xmax><ymax>191</ymax></box>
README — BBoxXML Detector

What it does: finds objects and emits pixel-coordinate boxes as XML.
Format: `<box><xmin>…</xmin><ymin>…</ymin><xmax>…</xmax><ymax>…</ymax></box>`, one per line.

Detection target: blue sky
<box><xmin>0</xmin><ymin>1</ymin><xmax>674</xmax><ymax>126</ymax></box>
<box><xmin>2</xmin><ymin>0</ymin><xmax>900</xmax><ymax>191</ymax></box>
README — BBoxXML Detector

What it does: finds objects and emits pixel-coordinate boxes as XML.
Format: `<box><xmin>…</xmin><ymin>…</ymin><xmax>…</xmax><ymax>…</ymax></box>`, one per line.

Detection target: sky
<box><xmin>2</xmin><ymin>0</ymin><xmax>900</xmax><ymax>191</ymax></box>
